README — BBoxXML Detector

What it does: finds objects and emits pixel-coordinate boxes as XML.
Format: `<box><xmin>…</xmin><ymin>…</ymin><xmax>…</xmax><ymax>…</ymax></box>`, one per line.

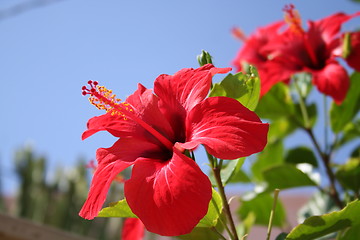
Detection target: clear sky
<box><xmin>1</xmin><ymin>0</ymin><xmax>359</xmax><ymax>194</ymax></box>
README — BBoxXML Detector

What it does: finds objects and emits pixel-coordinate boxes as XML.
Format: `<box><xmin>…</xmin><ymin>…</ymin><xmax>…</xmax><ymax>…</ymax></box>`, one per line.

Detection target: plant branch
<box><xmin>213</xmin><ymin>166</ymin><xmax>239</xmax><ymax>240</ymax></box>
<box><xmin>207</xmin><ymin>152</ymin><xmax>238</xmax><ymax>240</ymax></box>
<box><xmin>305</xmin><ymin>128</ymin><xmax>343</xmax><ymax>208</ymax></box>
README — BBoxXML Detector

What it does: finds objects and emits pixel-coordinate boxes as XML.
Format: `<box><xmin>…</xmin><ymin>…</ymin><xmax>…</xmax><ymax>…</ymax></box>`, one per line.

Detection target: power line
<box><xmin>0</xmin><ymin>0</ymin><xmax>67</xmax><ymax>21</ymax></box>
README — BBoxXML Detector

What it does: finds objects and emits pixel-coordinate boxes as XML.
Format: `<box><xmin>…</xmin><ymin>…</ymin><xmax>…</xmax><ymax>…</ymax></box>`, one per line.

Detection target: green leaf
<box><xmin>256</xmin><ymin>82</ymin><xmax>294</xmax><ymax>120</ymax></box>
<box><xmin>238</xmin><ymin>193</ymin><xmax>286</xmax><ymax>227</ymax></box>
<box><xmin>178</xmin><ymin>227</ymin><xmax>222</xmax><ymax>240</ymax></box>
<box><xmin>221</xmin><ymin>158</ymin><xmax>247</xmax><ymax>185</ymax></box>
<box><xmin>340</xmin><ymin>225</ymin><xmax>360</xmax><ymax>239</ymax></box>
<box><xmin>237</xmin><ymin>212</ymin><xmax>256</xmax><ymax>238</ymax></box>
<box><xmin>196</xmin><ymin>189</ymin><xmax>223</xmax><ymax>227</ymax></box>
<box><xmin>267</xmin><ymin>117</ymin><xmax>298</xmax><ymax>141</ymax></box>
<box><xmin>336</xmin><ymin>119</ymin><xmax>360</xmax><ymax>148</ymax></box>
<box><xmin>330</xmin><ymin>72</ymin><xmax>360</xmax><ymax>133</ymax></box>
<box><xmin>209</xmin><ymin>67</ymin><xmax>260</xmax><ymax>111</ymax></box>
<box><xmin>285</xmin><ymin>146</ymin><xmax>318</xmax><ymax>167</ymax></box>
<box><xmin>335</xmin><ymin>158</ymin><xmax>360</xmax><ymax>193</ymax></box>
<box><xmin>276</xmin><ymin>233</ymin><xmax>288</xmax><ymax>240</ymax></box>
<box><xmin>263</xmin><ymin>164</ymin><xmax>317</xmax><ymax>191</ymax></box>
<box><xmin>286</xmin><ymin>200</ymin><xmax>360</xmax><ymax>240</ymax></box>
<box><xmin>97</xmin><ymin>199</ymin><xmax>137</xmax><ymax>218</ymax></box>
<box><xmin>351</xmin><ymin>145</ymin><xmax>360</xmax><ymax>158</ymax></box>
<box><xmin>251</xmin><ymin>140</ymin><xmax>284</xmax><ymax>181</ymax></box>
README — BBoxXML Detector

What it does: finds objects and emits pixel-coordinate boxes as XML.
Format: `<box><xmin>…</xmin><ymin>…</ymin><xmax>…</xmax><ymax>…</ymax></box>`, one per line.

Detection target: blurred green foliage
<box><xmin>0</xmin><ymin>147</ymin><xmax>125</xmax><ymax>240</ymax></box>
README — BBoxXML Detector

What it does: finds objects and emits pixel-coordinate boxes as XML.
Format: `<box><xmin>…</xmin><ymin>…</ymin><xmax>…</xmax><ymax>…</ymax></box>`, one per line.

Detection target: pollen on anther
<box><xmin>283</xmin><ymin>4</ymin><xmax>304</xmax><ymax>35</ymax></box>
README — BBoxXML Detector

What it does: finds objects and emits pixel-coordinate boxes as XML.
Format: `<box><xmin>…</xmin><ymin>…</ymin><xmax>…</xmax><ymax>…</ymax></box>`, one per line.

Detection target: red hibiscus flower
<box><xmin>121</xmin><ymin>218</ymin><xmax>145</xmax><ymax>240</ymax></box>
<box><xmin>232</xmin><ymin>21</ymin><xmax>286</xmax><ymax>96</ymax></box>
<box><xmin>79</xmin><ymin>64</ymin><xmax>269</xmax><ymax>236</ymax></box>
<box><xmin>232</xmin><ymin>5</ymin><xmax>360</xmax><ymax>104</ymax></box>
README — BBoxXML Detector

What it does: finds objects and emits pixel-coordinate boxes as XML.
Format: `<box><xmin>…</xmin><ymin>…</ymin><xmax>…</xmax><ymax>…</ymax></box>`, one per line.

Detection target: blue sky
<box><xmin>1</xmin><ymin>0</ymin><xmax>359</xmax><ymax>194</ymax></box>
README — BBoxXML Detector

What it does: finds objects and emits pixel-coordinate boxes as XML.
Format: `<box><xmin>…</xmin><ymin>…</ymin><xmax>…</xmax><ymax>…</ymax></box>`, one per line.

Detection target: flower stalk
<box><xmin>209</xmin><ymin>154</ymin><xmax>239</xmax><ymax>240</ymax></box>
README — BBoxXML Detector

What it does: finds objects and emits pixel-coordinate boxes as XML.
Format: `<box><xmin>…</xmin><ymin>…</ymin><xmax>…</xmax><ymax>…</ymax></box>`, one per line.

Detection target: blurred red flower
<box><xmin>79</xmin><ymin>64</ymin><xmax>269</xmax><ymax>236</ymax></box>
<box><xmin>232</xmin><ymin>5</ymin><xmax>360</xmax><ymax>104</ymax></box>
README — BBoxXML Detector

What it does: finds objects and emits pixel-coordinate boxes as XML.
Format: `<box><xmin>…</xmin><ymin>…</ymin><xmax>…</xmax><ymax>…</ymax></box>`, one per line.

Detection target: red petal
<box><xmin>346</xmin><ymin>32</ymin><xmax>360</xmax><ymax>71</ymax></box>
<box><xmin>83</xmin><ymin>84</ymin><xmax>175</xmax><ymax>145</ymax></box>
<box><xmin>79</xmin><ymin>159</ymin><xmax>131</xmax><ymax>220</ymax></box>
<box><xmin>124</xmin><ymin>149</ymin><xmax>212</xmax><ymax>236</ymax></box>
<box><xmin>121</xmin><ymin>218</ymin><xmax>145</xmax><ymax>240</ymax></box>
<box><xmin>178</xmin><ymin>97</ymin><xmax>269</xmax><ymax>159</ymax></box>
<box><xmin>309</xmin><ymin>11</ymin><xmax>360</xmax><ymax>45</ymax></box>
<box><xmin>154</xmin><ymin>64</ymin><xmax>231</xmax><ymax>112</ymax></box>
<box><xmin>232</xmin><ymin>21</ymin><xmax>285</xmax><ymax>72</ymax></box>
<box><xmin>312</xmin><ymin>62</ymin><xmax>349</xmax><ymax>105</ymax></box>
<box><xmin>82</xmin><ymin>113</ymin><xmax>137</xmax><ymax>140</ymax></box>
<box><xmin>79</xmin><ymin>138</ymin><xmax>164</xmax><ymax>220</ymax></box>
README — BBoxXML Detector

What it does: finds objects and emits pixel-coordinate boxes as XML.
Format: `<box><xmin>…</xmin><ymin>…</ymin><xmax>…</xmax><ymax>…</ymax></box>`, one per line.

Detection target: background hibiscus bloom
<box><xmin>232</xmin><ymin>5</ymin><xmax>360</xmax><ymax>104</ymax></box>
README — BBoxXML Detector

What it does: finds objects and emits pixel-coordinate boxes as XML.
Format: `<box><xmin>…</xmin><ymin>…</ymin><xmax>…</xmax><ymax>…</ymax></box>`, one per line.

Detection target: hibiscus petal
<box><xmin>82</xmin><ymin>113</ymin><xmax>137</xmax><ymax>140</ymax></box>
<box><xmin>232</xmin><ymin>21</ymin><xmax>285</xmax><ymax>72</ymax></box>
<box><xmin>312</xmin><ymin>61</ymin><xmax>349</xmax><ymax>105</ymax></box>
<box><xmin>124</xmin><ymin>149</ymin><xmax>212</xmax><ymax>236</ymax></box>
<box><xmin>79</xmin><ymin>160</ymin><xmax>131</xmax><ymax>220</ymax></box>
<box><xmin>310</xmin><ymin>11</ymin><xmax>360</xmax><ymax>44</ymax></box>
<box><xmin>345</xmin><ymin>32</ymin><xmax>360</xmax><ymax>72</ymax></box>
<box><xmin>121</xmin><ymin>218</ymin><xmax>145</xmax><ymax>240</ymax></box>
<box><xmin>126</xmin><ymin>83</ymin><xmax>175</xmax><ymax>142</ymax></box>
<box><xmin>179</xmin><ymin>96</ymin><xmax>269</xmax><ymax>159</ymax></box>
<box><xmin>79</xmin><ymin>138</ymin><xmax>164</xmax><ymax>220</ymax></box>
<box><xmin>154</xmin><ymin>64</ymin><xmax>231</xmax><ymax>112</ymax></box>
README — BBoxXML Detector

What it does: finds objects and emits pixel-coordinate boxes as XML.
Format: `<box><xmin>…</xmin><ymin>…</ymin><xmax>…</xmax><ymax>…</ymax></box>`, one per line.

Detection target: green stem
<box><xmin>294</xmin><ymin>77</ymin><xmax>310</xmax><ymax>128</ymax></box>
<box><xmin>294</xmin><ymin>78</ymin><xmax>343</xmax><ymax>208</ymax></box>
<box><xmin>213</xmin><ymin>166</ymin><xmax>238</xmax><ymax>240</ymax></box>
<box><xmin>266</xmin><ymin>189</ymin><xmax>280</xmax><ymax>240</ymax></box>
<box><xmin>207</xmin><ymin>153</ymin><xmax>238</xmax><ymax>240</ymax></box>
<box><xmin>323</xmin><ymin>95</ymin><xmax>329</xmax><ymax>154</ymax></box>
<box><xmin>211</xmin><ymin>191</ymin><xmax>234</xmax><ymax>239</ymax></box>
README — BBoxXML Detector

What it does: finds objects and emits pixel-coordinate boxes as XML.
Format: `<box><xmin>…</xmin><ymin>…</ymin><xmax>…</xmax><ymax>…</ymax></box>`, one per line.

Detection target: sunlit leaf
<box><xmin>209</xmin><ymin>67</ymin><xmax>260</xmax><ymax>111</ymax></box>
<box><xmin>237</xmin><ymin>193</ymin><xmax>286</xmax><ymax>227</ymax></box>
<box><xmin>336</xmin><ymin>119</ymin><xmax>360</xmax><ymax>148</ymax></box>
<box><xmin>221</xmin><ymin>158</ymin><xmax>248</xmax><ymax>185</ymax></box>
<box><xmin>267</xmin><ymin>117</ymin><xmax>297</xmax><ymax>142</ymax></box>
<box><xmin>340</xmin><ymin>225</ymin><xmax>360</xmax><ymax>239</ymax></box>
<box><xmin>335</xmin><ymin>158</ymin><xmax>360</xmax><ymax>193</ymax></box>
<box><xmin>237</xmin><ymin>212</ymin><xmax>256</xmax><ymax>238</ymax></box>
<box><xmin>98</xmin><ymin>199</ymin><xmax>137</xmax><ymax>218</ymax></box>
<box><xmin>196</xmin><ymin>189</ymin><xmax>223</xmax><ymax>227</ymax></box>
<box><xmin>256</xmin><ymin>82</ymin><xmax>294</xmax><ymax>120</ymax></box>
<box><xmin>178</xmin><ymin>226</ymin><xmax>222</xmax><ymax>240</ymax></box>
<box><xmin>263</xmin><ymin>164</ymin><xmax>317</xmax><ymax>191</ymax></box>
<box><xmin>287</xmin><ymin>200</ymin><xmax>360</xmax><ymax>240</ymax></box>
<box><xmin>330</xmin><ymin>72</ymin><xmax>360</xmax><ymax>133</ymax></box>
